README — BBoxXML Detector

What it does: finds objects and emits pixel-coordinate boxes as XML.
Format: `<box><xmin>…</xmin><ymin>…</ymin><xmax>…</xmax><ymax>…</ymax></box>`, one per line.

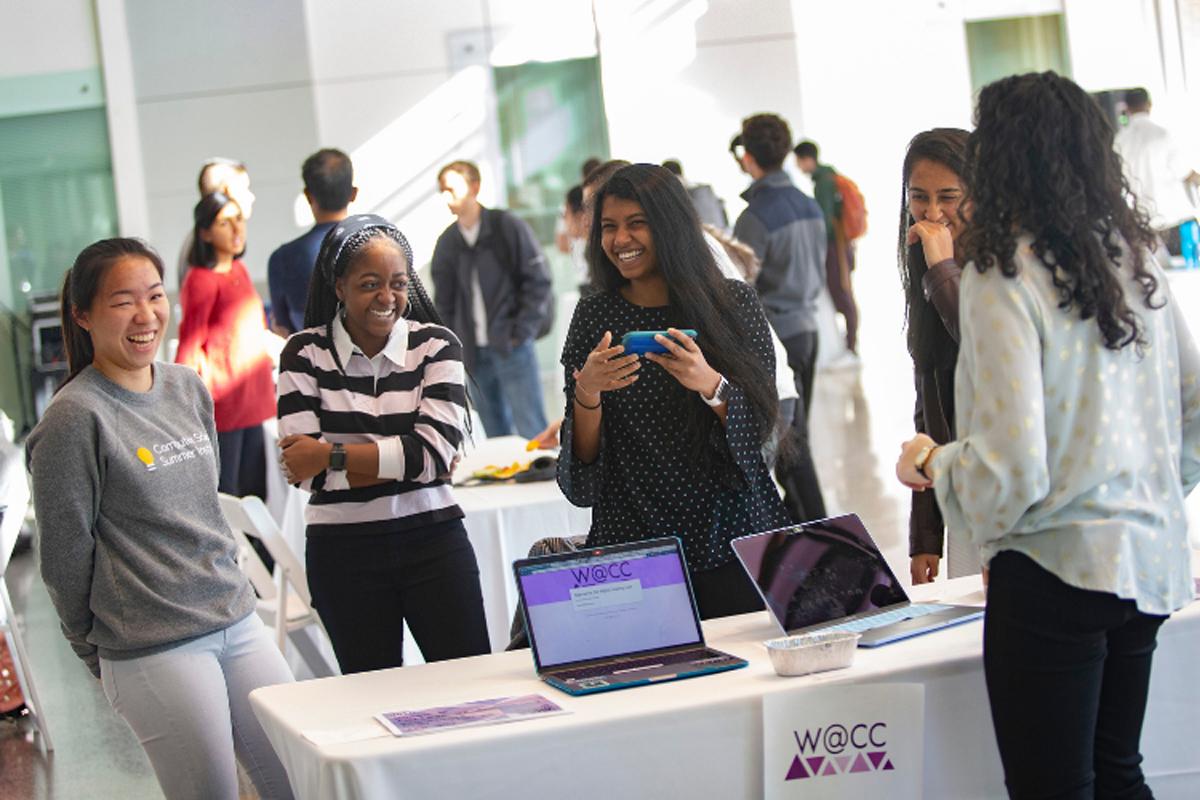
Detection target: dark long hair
<box><xmin>60</xmin><ymin>238</ymin><xmax>165</xmax><ymax>387</ymax></box>
<box><xmin>898</xmin><ymin>128</ymin><xmax>969</xmax><ymax>372</ymax></box>
<box><xmin>961</xmin><ymin>72</ymin><xmax>1160</xmax><ymax>350</ymax></box>
<box><xmin>186</xmin><ymin>191</ymin><xmax>244</xmax><ymax>276</ymax></box>
<box><xmin>587</xmin><ymin>163</ymin><xmax>780</xmax><ymax>461</ymax></box>
<box><xmin>303</xmin><ymin>223</ymin><xmax>443</xmax><ymax>372</ymax></box>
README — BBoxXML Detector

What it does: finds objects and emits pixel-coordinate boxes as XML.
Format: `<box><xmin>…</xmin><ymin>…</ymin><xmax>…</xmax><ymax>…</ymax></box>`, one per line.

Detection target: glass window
<box><xmin>965</xmin><ymin>14</ymin><xmax>1072</xmax><ymax>94</ymax></box>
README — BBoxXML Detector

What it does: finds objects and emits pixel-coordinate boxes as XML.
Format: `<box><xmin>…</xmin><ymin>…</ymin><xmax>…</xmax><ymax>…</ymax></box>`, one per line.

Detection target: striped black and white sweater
<box><xmin>277</xmin><ymin>316</ymin><xmax>467</xmax><ymax>536</ymax></box>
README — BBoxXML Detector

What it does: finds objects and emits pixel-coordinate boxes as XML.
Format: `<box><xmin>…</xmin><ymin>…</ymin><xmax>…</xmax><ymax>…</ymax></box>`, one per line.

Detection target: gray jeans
<box><xmin>100</xmin><ymin>613</ymin><xmax>295</xmax><ymax>800</ymax></box>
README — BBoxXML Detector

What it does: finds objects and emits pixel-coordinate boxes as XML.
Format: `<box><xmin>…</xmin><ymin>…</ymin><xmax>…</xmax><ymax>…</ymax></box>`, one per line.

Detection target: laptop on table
<box><xmin>513</xmin><ymin>537</ymin><xmax>747</xmax><ymax>696</ymax></box>
<box><xmin>731</xmin><ymin>513</ymin><xmax>983</xmax><ymax>648</ymax></box>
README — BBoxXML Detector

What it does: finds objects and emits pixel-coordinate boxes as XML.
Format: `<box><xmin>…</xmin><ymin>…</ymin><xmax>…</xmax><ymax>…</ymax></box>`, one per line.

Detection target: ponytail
<box><xmin>60</xmin><ymin>268</ymin><xmax>94</xmax><ymax>387</ymax></box>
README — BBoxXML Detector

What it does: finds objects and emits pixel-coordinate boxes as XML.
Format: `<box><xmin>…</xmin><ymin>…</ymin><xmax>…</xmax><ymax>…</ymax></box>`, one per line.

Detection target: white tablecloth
<box><xmin>275</xmin><ymin>436</ymin><xmax>592</xmax><ymax>660</ymax></box>
<box><xmin>250</xmin><ymin>576</ymin><xmax>1200</xmax><ymax>799</ymax></box>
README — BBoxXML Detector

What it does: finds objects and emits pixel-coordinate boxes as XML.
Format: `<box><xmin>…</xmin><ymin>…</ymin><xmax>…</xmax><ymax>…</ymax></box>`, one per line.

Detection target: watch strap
<box><xmin>702</xmin><ymin>375</ymin><xmax>730</xmax><ymax>407</ymax></box>
<box><xmin>914</xmin><ymin>444</ymin><xmax>934</xmax><ymax>479</ymax></box>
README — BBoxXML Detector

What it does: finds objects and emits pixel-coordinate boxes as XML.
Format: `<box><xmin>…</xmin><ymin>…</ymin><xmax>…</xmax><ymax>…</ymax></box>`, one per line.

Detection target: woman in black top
<box><xmin>558</xmin><ymin>163</ymin><xmax>789</xmax><ymax>619</ymax></box>
<box><xmin>898</xmin><ymin>128</ymin><xmax>970</xmax><ymax>584</ymax></box>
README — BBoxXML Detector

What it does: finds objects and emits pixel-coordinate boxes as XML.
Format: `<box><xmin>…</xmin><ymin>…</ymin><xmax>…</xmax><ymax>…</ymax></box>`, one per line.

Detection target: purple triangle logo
<box><xmin>883</xmin><ymin>759</ymin><xmax>895</xmax><ymax>771</ymax></box>
<box><xmin>868</xmin><ymin>751</ymin><xmax>887</xmax><ymax>769</ymax></box>
<box><xmin>850</xmin><ymin>753</ymin><xmax>872</xmax><ymax>773</ymax></box>
<box><xmin>836</xmin><ymin>755</ymin><xmax>854</xmax><ymax>773</ymax></box>
<box><xmin>821</xmin><ymin>760</ymin><xmax>838</xmax><ymax>776</ymax></box>
<box><xmin>785</xmin><ymin>756</ymin><xmax>809</xmax><ymax>781</ymax></box>
<box><xmin>806</xmin><ymin>756</ymin><xmax>825</xmax><ymax>775</ymax></box>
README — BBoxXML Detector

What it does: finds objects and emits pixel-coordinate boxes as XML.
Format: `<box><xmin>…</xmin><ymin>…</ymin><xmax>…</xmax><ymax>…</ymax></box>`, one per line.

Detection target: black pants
<box><xmin>692</xmin><ymin>558</ymin><xmax>765</xmax><ymax>620</ymax></box>
<box><xmin>775</xmin><ymin>332</ymin><xmax>826</xmax><ymax>522</ymax></box>
<box><xmin>306</xmin><ymin>518</ymin><xmax>491</xmax><ymax>674</ymax></box>
<box><xmin>216</xmin><ymin>424</ymin><xmax>266</xmax><ymax>500</ymax></box>
<box><xmin>984</xmin><ymin>551</ymin><xmax>1167</xmax><ymax>800</ymax></box>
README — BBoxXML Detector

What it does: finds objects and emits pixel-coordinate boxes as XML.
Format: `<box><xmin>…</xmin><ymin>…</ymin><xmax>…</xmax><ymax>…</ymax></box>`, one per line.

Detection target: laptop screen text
<box><xmin>518</xmin><ymin>543</ymin><xmax>703</xmax><ymax>668</ymax></box>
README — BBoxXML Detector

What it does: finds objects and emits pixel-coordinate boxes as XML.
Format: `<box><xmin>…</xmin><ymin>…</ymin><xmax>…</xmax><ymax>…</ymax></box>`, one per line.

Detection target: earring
<box><xmin>336</xmin><ymin>301</ymin><xmax>346</xmax><ymax>320</ymax></box>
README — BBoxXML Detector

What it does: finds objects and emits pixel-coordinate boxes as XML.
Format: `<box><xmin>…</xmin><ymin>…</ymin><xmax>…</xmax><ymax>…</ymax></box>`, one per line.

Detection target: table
<box><xmin>249</xmin><ymin>576</ymin><xmax>1200</xmax><ymax>799</ymax></box>
<box><xmin>275</xmin><ymin>435</ymin><xmax>592</xmax><ymax>659</ymax></box>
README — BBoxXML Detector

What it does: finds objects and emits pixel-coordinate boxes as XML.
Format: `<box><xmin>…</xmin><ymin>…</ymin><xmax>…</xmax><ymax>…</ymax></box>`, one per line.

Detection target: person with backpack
<box><xmin>794</xmin><ymin>140</ymin><xmax>867</xmax><ymax>353</ymax></box>
<box><xmin>431</xmin><ymin>160</ymin><xmax>553</xmax><ymax>438</ymax></box>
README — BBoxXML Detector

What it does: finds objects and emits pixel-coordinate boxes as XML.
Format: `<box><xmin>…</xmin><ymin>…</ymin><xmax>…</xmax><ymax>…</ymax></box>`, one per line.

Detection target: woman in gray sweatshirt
<box><xmin>26</xmin><ymin>238</ymin><xmax>294</xmax><ymax>800</ymax></box>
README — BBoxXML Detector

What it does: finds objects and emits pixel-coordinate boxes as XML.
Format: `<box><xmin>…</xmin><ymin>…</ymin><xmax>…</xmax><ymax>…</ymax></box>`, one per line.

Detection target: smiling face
<box><xmin>200</xmin><ymin>201</ymin><xmax>246</xmax><ymax>260</ymax></box>
<box><xmin>73</xmin><ymin>255</ymin><xmax>168</xmax><ymax>388</ymax></box>
<box><xmin>335</xmin><ymin>238</ymin><xmax>409</xmax><ymax>355</ymax></box>
<box><xmin>600</xmin><ymin>195</ymin><xmax>659</xmax><ymax>283</ymax></box>
<box><xmin>907</xmin><ymin>158</ymin><xmax>968</xmax><ymax>242</ymax></box>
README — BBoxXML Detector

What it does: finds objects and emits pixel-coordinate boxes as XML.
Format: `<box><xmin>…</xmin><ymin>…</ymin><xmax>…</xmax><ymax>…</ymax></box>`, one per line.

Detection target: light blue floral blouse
<box><xmin>931</xmin><ymin>235</ymin><xmax>1200</xmax><ymax>615</ymax></box>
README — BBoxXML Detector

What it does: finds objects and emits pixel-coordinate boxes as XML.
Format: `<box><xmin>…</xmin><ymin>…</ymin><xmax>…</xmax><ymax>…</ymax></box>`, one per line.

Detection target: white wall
<box><xmin>0</xmin><ymin>1</ymin><xmax>99</xmax><ymax>78</ymax></box>
<box><xmin>596</xmin><ymin>0</ymin><xmax>806</xmax><ymax>220</ymax></box>
<box><xmin>120</xmin><ymin>0</ymin><xmax>320</xmax><ymax>287</ymax></box>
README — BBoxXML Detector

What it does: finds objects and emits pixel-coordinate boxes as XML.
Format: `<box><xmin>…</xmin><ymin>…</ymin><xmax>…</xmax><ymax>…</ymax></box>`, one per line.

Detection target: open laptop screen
<box><xmin>516</xmin><ymin>540</ymin><xmax>703</xmax><ymax>668</ymax></box>
<box><xmin>732</xmin><ymin>514</ymin><xmax>908</xmax><ymax>634</ymax></box>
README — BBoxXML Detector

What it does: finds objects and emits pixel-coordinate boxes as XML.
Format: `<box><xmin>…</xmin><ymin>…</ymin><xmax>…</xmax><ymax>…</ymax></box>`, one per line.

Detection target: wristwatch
<box><xmin>913</xmin><ymin>444</ymin><xmax>935</xmax><ymax>479</ymax></box>
<box><xmin>702</xmin><ymin>375</ymin><xmax>730</xmax><ymax>407</ymax></box>
<box><xmin>329</xmin><ymin>442</ymin><xmax>347</xmax><ymax>472</ymax></box>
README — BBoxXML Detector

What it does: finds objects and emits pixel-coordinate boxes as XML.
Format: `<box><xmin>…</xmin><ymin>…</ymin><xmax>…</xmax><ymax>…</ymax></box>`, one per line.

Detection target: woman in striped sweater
<box><xmin>277</xmin><ymin>215</ymin><xmax>489</xmax><ymax>673</ymax></box>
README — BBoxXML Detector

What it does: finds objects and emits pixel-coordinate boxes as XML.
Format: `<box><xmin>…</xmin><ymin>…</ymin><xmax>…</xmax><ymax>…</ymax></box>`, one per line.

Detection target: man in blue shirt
<box><xmin>733</xmin><ymin>113</ymin><xmax>827</xmax><ymax>522</ymax></box>
<box><xmin>268</xmin><ymin>149</ymin><xmax>357</xmax><ymax>335</ymax></box>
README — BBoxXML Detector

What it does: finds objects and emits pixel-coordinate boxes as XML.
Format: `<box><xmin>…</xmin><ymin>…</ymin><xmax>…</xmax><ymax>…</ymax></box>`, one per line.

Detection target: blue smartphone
<box><xmin>620</xmin><ymin>329</ymin><xmax>698</xmax><ymax>355</ymax></box>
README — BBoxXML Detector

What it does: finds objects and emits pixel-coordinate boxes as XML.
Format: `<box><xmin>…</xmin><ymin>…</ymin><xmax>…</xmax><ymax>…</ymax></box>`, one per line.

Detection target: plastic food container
<box><xmin>764</xmin><ymin>631</ymin><xmax>861</xmax><ymax>677</ymax></box>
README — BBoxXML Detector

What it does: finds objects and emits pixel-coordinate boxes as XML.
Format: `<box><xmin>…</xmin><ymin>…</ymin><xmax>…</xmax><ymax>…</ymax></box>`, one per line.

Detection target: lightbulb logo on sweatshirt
<box><xmin>134</xmin><ymin>432</ymin><xmax>215</xmax><ymax>472</ymax></box>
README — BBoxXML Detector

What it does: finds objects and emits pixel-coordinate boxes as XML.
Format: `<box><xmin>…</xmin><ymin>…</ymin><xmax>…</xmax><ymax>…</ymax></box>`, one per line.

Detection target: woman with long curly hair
<box><xmin>898</xmin><ymin>128</ymin><xmax>970</xmax><ymax>584</ymax></box>
<box><xmin>897</xmin><ymin>72</ymin><xmax>1200</xmax><ymax>798</ymax></box>
<box><xmin>558</xmin><ymin>163</ymin><xmax>790</xmax><ymax>620</ymax></box>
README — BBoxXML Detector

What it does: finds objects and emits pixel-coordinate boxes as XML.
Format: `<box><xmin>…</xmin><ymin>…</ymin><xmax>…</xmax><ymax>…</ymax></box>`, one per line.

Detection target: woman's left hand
<box><xmin>278</xmin><ymin>434</ymin><xmax>332</xmax><ymax>483</ymax></box>
<box><xmin>896</xmin><ymin>433</ymin><xmax>936</xmax><ymax>490</ymax></box>
<box><xmin>644</xmin><ymin>328</ymin><xmax>723</xmax><ymax>397</ymax></box>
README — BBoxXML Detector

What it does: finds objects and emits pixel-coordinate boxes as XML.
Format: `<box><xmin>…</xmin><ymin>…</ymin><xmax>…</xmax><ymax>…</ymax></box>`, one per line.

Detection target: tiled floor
<box><xmin>2</xmin><ymin>255</ymin><xmax>1196</xmax><ymax>799</ymax></box>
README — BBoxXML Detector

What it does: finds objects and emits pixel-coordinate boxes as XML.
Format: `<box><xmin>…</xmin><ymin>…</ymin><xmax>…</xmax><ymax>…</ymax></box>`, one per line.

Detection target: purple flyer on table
<box><xmin>375</xmin><ymin>694</ymin><xmax>569</xmax><ymax>737</ymax></box>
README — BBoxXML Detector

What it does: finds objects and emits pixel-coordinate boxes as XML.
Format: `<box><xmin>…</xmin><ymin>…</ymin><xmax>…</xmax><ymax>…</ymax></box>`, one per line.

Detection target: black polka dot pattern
<box><xmin>556</xmin><ymin>279</ymin><xmax>790</xmax><ymax>572</ymax></box>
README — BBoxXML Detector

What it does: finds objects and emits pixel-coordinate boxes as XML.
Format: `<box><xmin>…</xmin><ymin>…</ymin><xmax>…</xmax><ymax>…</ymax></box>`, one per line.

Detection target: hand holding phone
<box><xmin>620</xmin><ymin>329</ymin><xmax>698</xmax><ymax>355</ymax></box>
<box><xmin>574</xmin><ymin>331</ymin><xmax>641</xmax><ymax>402</ymax></box>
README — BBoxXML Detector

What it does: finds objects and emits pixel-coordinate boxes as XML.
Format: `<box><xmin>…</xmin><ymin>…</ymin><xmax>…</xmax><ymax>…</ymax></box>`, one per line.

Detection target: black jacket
<box><xmin>430</xmin><ymin>206</ymin><xmax>552</xmax><ymax>362</ymax></box>
<box><xmin>909</xmin><ymin>258</ymin><xmax>961</xmax><ymax>557</ymax></box>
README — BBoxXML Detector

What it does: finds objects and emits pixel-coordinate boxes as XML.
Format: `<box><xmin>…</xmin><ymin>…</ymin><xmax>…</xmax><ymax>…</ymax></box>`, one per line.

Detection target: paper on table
<box><xmin>302</xmin><ymin>723</ymin><xmax>392</xmax><ymax>746</ymax></box>
<box><xmin>375</xmin><ymin>693</ymin><xmax>569</xmax><ymax>737</ymax></box>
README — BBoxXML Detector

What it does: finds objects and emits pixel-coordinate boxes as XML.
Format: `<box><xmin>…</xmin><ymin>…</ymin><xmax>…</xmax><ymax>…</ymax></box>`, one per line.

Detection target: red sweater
<box><xmin>176</xmin><ymin>260</ymin><xmax>275</xmax><ymax>432</ymax></box>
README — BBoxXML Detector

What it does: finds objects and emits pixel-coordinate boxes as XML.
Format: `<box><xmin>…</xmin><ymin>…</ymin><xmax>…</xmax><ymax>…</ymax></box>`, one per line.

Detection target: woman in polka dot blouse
<box><xmin>896</xmin><ymin>73</ymin><xmax>1200</xmax><ymax>798</ymax></box>
<box><xmin>557</xmin><ymin>163</ymin><xmax>791</xmax><ymax>620</ymax></box>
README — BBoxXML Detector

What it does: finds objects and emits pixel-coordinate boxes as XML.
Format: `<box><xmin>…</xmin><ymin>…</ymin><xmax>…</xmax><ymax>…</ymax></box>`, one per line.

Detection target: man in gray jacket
<box><xmin>733</xmin><ymin>113</ymin><xmax>827</xmax><ymax>521</ymax></box>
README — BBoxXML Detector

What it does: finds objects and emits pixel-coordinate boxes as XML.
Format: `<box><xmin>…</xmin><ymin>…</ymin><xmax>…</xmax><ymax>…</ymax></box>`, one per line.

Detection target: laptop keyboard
<box><xmin>823</xmin><ymin>604</ymin><xmax>954</xmax><ymax>634</ymax></box>
<box><xmin>563</xmin><ymin>649</ymin><xmax>722</xmax><ymax>681</ymax></box>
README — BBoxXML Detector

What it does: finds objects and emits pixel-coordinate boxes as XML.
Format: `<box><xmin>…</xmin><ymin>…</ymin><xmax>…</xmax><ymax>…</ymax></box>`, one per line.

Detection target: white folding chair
<box><xmin>217</xmin><ymin>493</ymin><xmax>339</xmax><ymax>678</ymax></box>
<box><xmin>0</xmin><ymin>444</ymin><xmax>52</xmax><ymax>751</ymax></box>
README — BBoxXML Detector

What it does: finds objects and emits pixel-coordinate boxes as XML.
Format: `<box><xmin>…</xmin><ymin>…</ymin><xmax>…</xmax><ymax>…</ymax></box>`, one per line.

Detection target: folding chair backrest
<box><xmin>218</xmin><ymin>492</ymin><xmax>278</xmax><ymax>602</ymax></box>
<box><xmin>0</xmin><ymin>444</ymin><xmax>28</xmax><ymax>578</ymax></box>
<box><xmin>218</xmin><ymin>492</ymin><xmax>313</xmax><ymax>608</ymax></box>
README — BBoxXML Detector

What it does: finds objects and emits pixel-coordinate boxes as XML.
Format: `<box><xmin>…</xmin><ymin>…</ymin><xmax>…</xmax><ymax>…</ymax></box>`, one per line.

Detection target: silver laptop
<box><xmin>513</xmin><ymin>537</ymin><xmax>747</xmax><ymax>695</ymax></box>
<box><xmin>731</xmin><ymin>514</ymin><xmax>983</xmax><ymax>647</ymax></box>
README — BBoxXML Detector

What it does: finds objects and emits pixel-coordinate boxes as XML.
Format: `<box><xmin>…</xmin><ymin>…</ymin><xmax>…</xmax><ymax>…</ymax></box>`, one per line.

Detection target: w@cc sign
<box><xmin>763</xmin><ymin>683</ymin><xmax>924</xmax><ymax>800</ymax></box>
